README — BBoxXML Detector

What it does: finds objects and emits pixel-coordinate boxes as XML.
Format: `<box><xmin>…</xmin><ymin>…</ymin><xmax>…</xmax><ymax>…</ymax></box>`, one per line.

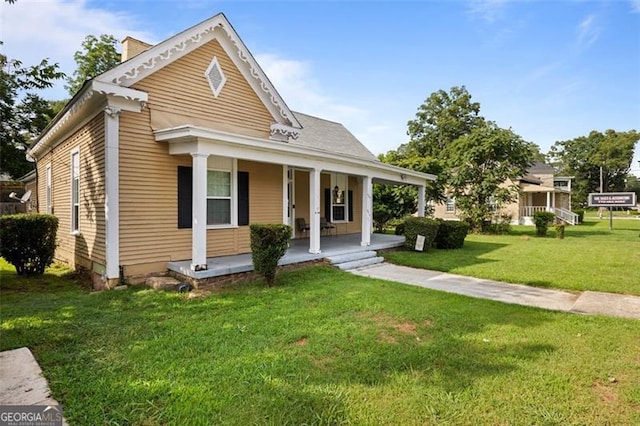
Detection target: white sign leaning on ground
<box><xmin>415</xmin><ymin>235</ymin><xmax>426</xmax><ymax>251</ymax></box>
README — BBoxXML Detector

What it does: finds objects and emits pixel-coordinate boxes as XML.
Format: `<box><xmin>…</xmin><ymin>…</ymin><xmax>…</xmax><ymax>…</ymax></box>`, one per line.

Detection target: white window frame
<box><xmin>206</xmin><ymin>159</ymin><xmax>237</xmax><ymax>229</ymax></box>
<box><xmin>446</xmin><ymin>196</ymin><xmax>456</xmax><ymax>213</ymax></box>
<box><xmin>45</xmin><ymin>163</ymin><xmax>52</xmax><ymax>214</ymax></box>
<box><xmin>330</xmin><ymin>173</ymin><xmax>349</xmax><ymax>223</ymax></box>
<box><xmin>70</xmin><ymin>147</ymin><xmax>80</xmax><ymax>234</ymax></box>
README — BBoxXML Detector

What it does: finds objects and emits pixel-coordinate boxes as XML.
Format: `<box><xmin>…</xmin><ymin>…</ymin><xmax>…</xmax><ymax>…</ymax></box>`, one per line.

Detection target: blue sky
<box><xmin>2</xmin><ymin>0</ymin><xmax>639</xmax><ymax>174</ymax></box>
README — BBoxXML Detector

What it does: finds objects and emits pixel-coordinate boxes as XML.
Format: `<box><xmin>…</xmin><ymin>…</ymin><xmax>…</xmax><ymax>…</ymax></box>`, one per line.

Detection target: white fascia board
<box><xmin>156</xmin><ymin>126</ymin><xmax>435</xmax><ymax>184</ymax></box>
<box><xmin>29</xmin><ymin>82</ymin><xmax>147</xmax><ymax>159</ymax></box>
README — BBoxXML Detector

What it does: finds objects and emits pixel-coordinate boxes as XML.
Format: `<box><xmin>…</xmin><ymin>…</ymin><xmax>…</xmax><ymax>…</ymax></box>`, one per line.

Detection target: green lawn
<box><xmin>384</xmin><ymin>218</ymin><xmax>640</xmax><ymax>296</ymax></box>
<box><xmin>1</xmin><ymin>260</ymin><xmax>639</xmax><ymax>425</ymax></box>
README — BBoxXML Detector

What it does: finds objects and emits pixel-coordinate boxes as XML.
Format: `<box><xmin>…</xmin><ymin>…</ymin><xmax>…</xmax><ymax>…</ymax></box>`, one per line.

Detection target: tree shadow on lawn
<box><xmin>386</xmin><ymin>241</ymin><xmax>508</xmax><ymax>272</ymax></box>
<box><xmin>0</xmin><ymin>268</ymin><xmax>560</xmax><ymax>425</ymax></box>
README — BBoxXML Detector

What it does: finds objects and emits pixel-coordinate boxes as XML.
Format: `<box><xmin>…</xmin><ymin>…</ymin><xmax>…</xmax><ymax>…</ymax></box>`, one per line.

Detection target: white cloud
<box><xmin>255</xmin><ymin>53</ymin><xmax>406</xmax><ymax>154</ymax></box>
<box><xmin>576</xmin><ymin>14</ymin><xmax>600</xmax><ymax>48</ymax></box>
<box><xmin>467</xmin><ymin>0</ymin><xmax>510</xmax><ymax>23</ymax></box>
<box><xmin>255</xmin><ymin>53</ymin><xmax>365</xmax><ymax>122</ymax></box>
<box><xmin>1</xmin><ymin>0</ymin><xmax>154</xmax><ymax>99</ymax></box>
<box><xmin>631</xmin><ymin>0</ymin><xmax>640</xmax><ymax>13</ymax></box>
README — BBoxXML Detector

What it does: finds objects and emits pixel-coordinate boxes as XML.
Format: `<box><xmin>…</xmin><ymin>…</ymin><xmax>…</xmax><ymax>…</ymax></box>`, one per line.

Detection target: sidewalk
<box><xmin>351</xmin><ymin>263</ymin><xmax>640</xmax><ymax>320</ymax></box>
<box><xmin>0</xmin><ymin>347</ymin><xmax>68</xmax><ymax>425</ymax></box>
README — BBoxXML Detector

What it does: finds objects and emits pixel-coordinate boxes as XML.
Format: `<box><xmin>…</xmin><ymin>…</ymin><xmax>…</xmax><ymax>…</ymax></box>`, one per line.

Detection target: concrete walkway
<box><xmin>0</xmin><ymin>347</ymin><xmax>68</xmax><ymax>424</ymax></box>
<box><xmin>352</xmin><ymin>263</ymin><xmax>640</xmax><ymax>320</ymax></box>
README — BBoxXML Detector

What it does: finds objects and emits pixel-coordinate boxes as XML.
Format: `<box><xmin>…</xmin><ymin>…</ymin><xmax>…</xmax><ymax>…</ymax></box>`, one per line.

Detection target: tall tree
<box><xmin>404</xmin><ymin>85</ymin><xmax>484</xmax><ymax>158</ymax></box>
<box><xmin>549</xmin><ymin>130</ymin><xmax>638</xmax><ymax>207</ymax></box>
<box><xmin>447</xmin><ymin>121</ymin><xmax>534</xmax><ymax>232</ymax></box>
<box><xmin>65</xmin><ymin>34</ymin><xmax>120</xmax><ymax>95</ymax></box>
<box><xmin>1</xmin><ymin>47</ymin><xmax>65</xmax><ymax>178</ymax></box>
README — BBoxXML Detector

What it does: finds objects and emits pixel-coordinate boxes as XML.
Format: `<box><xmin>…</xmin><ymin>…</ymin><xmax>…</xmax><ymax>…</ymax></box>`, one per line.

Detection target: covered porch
<box><xmin>519</xmin><ymin>184</ymin><xmax>576</xmax><ymax>225</ymax></box>
<box><xmin>167</xmin><ymin>232</ymin><xmax>404</xmax><ymax>280</ymax></box>
<box><xmin>156</xmin><ymin>125</ymin><xmax>434</xmax><ymax>273</ymax></box>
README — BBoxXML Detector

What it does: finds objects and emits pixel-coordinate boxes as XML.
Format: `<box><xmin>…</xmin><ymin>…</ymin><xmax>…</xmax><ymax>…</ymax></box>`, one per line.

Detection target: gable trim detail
<box><xmin>97</xmin><ymin>13</ymin><xmax>301</xmax><ymax>130</ymax></box>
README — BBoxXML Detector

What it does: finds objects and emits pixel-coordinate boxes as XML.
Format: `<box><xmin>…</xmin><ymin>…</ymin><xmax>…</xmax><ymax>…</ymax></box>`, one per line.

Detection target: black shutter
<box><xmin>324</xmin><ymin>188</ymin><xmax>331</xmax><ymax>220</ymax></box>
<box><xmin>177</xmin><ymin>166</ymin><xmax>192</xmax><ymax>229</ymax></box>
<box><xmin>348</xmin><ymin>190</ymin><xmax>354</xmax><ymax>222</ymax></box>
<box><xmin>238</xmin><ymin>171</ymin><xmax>249</xmax><ymax>226</ymax></box>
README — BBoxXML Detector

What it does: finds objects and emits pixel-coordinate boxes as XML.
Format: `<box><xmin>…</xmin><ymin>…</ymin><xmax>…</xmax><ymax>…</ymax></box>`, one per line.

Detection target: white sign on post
<box><xmin>415</xmin><ymin>235</ymin><xmax>426</xmax><ymax>251</ymax></box>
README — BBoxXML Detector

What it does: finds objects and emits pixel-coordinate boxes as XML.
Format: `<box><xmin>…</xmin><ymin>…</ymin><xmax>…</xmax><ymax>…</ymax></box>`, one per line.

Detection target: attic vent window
<box><xmin>205</xmin><ymin>57</ymin><xmax>226</xmax><ymax>97</ymax></box>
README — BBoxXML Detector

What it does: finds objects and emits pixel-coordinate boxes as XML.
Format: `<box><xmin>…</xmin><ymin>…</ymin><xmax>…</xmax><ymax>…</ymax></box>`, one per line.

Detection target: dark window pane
<box><xmin>333</xmin><ymin>206</ymin><xmax>345</xmax><ymax>221</ymax></box>
<box><xmin>207</xmin><ymin>199</ymin><xmax>231</xmax><ymax>225</ymax></box>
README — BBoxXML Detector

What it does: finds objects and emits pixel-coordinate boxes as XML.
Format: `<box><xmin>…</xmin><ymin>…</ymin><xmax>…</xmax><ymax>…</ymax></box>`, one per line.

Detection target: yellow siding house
<box><xmin>29</xmin><ymin>13</ymin><xmax>435</xmax><ymax>288</ymax></box>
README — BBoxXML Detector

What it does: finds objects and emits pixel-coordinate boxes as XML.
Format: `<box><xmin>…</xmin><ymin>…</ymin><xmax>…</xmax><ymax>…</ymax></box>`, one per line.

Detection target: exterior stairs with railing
<box><xmin>553</xmin><ymin>207</ymin><xmax>579</xmax><ymax>225</ymax></box>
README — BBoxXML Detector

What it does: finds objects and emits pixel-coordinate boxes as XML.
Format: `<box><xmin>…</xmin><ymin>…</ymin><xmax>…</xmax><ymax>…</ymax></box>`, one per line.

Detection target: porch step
<box><xmin>326</xmin><ymin>250</ymin><xmax>384</xmax><ymax>271</ymax></box>
<box><xmin>335</xmin><ymin>256</ymin><xmax>385</xmax><ymax>271</ymax></box>
<box><xmin>326</xmin><ymin>251</ymin><xmax>378</xmax><ymax>265</ymax></box>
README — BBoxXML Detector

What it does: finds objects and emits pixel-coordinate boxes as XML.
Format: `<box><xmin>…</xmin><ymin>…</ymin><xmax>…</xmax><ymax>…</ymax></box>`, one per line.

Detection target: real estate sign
<box><xmin>588</xmin><ymin>192</ymin><xmax>637</xmax><ymax>207</ymax></box>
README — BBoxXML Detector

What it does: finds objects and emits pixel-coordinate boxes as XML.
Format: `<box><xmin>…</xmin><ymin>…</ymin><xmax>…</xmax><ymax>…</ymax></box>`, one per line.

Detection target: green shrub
<box><xmin>250</xmin><ymin>224</ymin><xmax>291</xmax><ymax>286</ymax></box>
<box><xmin>435</xmin><ymin>220</ymin><xmax>470</xmax><ymax>249</ymax></box>
<box><xmin>0</xmin><ymin>214</ymin><xmax>58</xmax><ymax>275</ymax></box>
<box><xmin>533</xmin><ymin>211</ymin><xmax>556</xmax><ymax>237</ymax></box>
<box><xmin>394</xmin><ymin>221</ymin><xmax>405</xmax><ymax>236</ymax></box>
<box><xmin>401</xmin><ymin>217</ymin><xmax>439</xmax><ymax>251</ymax></box>
<box><xmin>482</xmin><ymin>214</ymin><xmax>512</xmax><ymax>235</ymax></box>
<box><xmin>555</xmin><ymin>224</ymin><xmax>565</xmax><ymax>239</ymax></box>
<box><xmin>574</xmin><ymin>209</ymin><xmax>585</xmax><ymax>223</ymax></box>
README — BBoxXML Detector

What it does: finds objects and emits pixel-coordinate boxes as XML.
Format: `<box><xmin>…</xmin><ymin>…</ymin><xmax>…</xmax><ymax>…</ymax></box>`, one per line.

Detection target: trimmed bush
<box><xmin>401</xmin><ymin>217</ymin><xmax>439</xmax><ymax>251</ymax></box>
<box><xmin>533</xmin><ymin>211</ymin><xmax>556</xmax><ymax>237</ymax></box>
<box><xmin>555</xmin><ymin>223</ymin><xmax>565</xmax><ymax>239</ymax></box>
<box><xmin>575</xmin><ymin>209</ymin><xmax>585</xmax><ymax>224</ymax></box>
<box><xmin>394</xmin><ymin>221</ymin><xmax>405</xmax><ymax>236</ymax></box>
<box><xmin>482</xmin><ymin>214</ymin><xmax>512</xmax><ymax>235</ymax></box>
<box><xmin>250</xmin><ymin>224</ymin><xmax>291</xmax><ymax>286</ymax></box>
<box><xmin>435</xmin><ymin>220</ymin><xmax>470</xmax><ymax>249</ymax></box>
<box><xmin>0</xmin><ymin>214</ymin><xmax>58</xmax><ymax>275</ymax></box>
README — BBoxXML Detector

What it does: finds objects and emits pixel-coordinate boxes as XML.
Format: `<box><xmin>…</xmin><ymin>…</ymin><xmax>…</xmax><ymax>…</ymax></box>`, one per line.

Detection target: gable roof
<box><xmin>97</xmin><ymin>13</ymin><xmax>301</xmax><ymax>132</ymax></box>
<box><xmin>291</xmin><ymin>112</ymin><xmax>377</xmax><ymax>161</ymax></box>
<box><xmin>527</xmin><ymin>162</ymin><xmax>556</xmax><ymax>175</ymax></box>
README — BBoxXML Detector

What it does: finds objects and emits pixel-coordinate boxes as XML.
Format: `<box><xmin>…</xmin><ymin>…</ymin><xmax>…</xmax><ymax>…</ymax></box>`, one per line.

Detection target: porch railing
<box><xmin>520</xmin><ymin>206</ymin><xmax>579</xmax><ymax>225</ymax></box>
<box><xmin>520</xmin><ymin>206</ymin><xmax>548</xmax><ymax>217</ymax></box>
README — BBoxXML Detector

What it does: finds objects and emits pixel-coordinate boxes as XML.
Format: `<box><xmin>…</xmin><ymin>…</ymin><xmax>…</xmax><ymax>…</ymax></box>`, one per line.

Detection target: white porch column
<box><xmin>282</xmin><ymin>165</ymin><xmax>289</xmax><ymax>225</ymax></box>
<box><xmin>309</xmin><ymin>168</ymin><xmax>321</xmax><ymax>254</ymax></box>
<box><xmin>191</xmin><ymin>153</ymin><xmax>209</xmax><ymax>270</ymax></box>
<box><xmin>104</xmin><ymin>106</ymin><xmax>120</xmax><ymax>284</ymax></box>
<box><xmin>417</xmin><ymin>185</ymin><xmax>426</xmax><ymax>217</ymax></box>
<box><xmin>546</xmin><ymin>192</ymin><xmax>551</xmax><ymax>212</ymax></box>
<box><xmin>361</xmin><ymin>175</ymin><xmax>372</xmax><ymax>246</ymax></box>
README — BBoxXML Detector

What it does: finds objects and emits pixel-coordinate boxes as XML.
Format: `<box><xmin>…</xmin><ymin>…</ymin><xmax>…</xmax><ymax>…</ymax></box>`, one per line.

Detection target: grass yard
<box><xmin>384</xmin><ymin>218</ymin><xmax>640</xmax><ymax>296</ymax></box>
<box><xmin>1</xmin><ymin>260</ymin><xmax>639</xmax><ymax>425</ymax></box>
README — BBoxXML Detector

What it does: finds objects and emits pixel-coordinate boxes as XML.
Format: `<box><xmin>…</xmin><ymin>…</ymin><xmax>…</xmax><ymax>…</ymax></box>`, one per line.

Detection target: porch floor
<box><xmin>167</xmin><ymin>233</ymin><xmax>404</xmax><ymax>280</ymax></box>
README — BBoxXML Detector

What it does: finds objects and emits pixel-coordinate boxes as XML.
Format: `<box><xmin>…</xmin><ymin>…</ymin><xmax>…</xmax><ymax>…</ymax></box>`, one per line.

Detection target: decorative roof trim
<box><xmin>270</xmin><ymin>123</ymin><xmax>300</xmax><ymax>141</ymax></box>
<box><xmin>92</xmin><ymin>81</ymin><xmax>148</xmax><ymax>104</ymax></box>
<box><xmin>96</xmin><ymin>13</ymin><xmax>301</xmax><ymax>129</ymax></box>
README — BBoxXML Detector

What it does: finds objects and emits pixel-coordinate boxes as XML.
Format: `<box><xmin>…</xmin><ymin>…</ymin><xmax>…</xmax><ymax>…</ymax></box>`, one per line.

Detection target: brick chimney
<box><xmin>121</xmin><ymin>37</ymin><xmax>152</xmax><ymax>62</ymax></box>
